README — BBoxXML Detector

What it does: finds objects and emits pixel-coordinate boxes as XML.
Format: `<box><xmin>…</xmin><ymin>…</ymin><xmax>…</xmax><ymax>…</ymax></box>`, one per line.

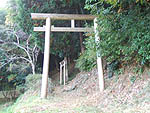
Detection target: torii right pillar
<box><xmin>94</xmin><ymin>18</ymin><xmax>104</xmax><ymax>91</ymax></box>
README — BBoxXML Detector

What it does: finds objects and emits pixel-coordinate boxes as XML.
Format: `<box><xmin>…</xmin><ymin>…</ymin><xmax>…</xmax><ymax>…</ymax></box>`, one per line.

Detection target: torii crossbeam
<box><xmin>31</xmin><ymin>13</ymin><xmax>104</xmax><ymax>98</ymax></box>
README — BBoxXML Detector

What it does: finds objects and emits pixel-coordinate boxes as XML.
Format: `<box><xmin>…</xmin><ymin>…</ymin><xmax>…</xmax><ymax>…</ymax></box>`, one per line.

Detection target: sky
<box><xmin>0</xmin><ymin>0</ymin><xmax>8</xmax><ymax>8</ymax></box>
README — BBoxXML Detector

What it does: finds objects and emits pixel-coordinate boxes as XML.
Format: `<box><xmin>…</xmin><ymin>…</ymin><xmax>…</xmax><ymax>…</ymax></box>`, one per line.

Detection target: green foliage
<box><xmin>0</xmin><ymin>9</ymin><xmax>6</xmax><ymax>25</ymax></box>
<box><xmin>15</xmin><ymin>0</ymin><xmax>33</xmax><ymax>34</ymax></box>
<box><xmin>6</xmin><ymin>0</ymin><xmax>88</xmax><ymax>59</ymax></box>
<box><xmin>7</xmin><ymin>74</ymin><xmax>17</xmax><ymax>82</ymax></box>
<box><xmin>51</xmin><ymin>32</ymin><xmax>80</xmax><ymax>58</ymax></box>
<box><xmin>83</xmin><ymin>0</ymin><xmax>150</xmax><ymax>72</ymax></box>
<box><xmin>75</xmin><ymin>36</ymin><xmax>97</xmax><ymax>71</ymax></box>
<box><xmin>100</xmin><ymin>6</ymin><xmax>150</xmax><ymax>65</ymax></box>
<box><xmin>0</xmin><ymin>8</ymin><xmax>25</xmax><ymax>91</ymax></box>
<box><xmin>25</xmin><ymin>74</ymin><xmax>42</xmax><ymax>90</ymax></box>
<box><xmin>0</xmin><ymin>0</ymin><xmax>90</xmax><ymax>94</ymax></box>
<box><xmin>130</xmin><ymin>75</ymin><xmax>137</xmax><ymax>84</ymax></box>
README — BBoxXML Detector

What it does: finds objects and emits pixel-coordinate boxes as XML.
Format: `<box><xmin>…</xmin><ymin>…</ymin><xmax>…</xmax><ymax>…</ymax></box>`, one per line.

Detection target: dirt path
<box><xmin>46</xmin><ymin>85</ymin><xmax>101</xmax><ymax>112</ymax></box>
<box><xmin>3</xmin><ymin>68</ymin><xmax>150</xmax><ymax>113</ymax></box>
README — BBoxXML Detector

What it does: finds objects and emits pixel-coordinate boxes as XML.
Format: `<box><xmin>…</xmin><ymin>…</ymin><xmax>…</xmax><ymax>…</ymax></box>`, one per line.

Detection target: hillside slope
<box><xmin>2</xmin><ymin>68</ymin><xmax>150</xmax><ymax>113</ymax></box>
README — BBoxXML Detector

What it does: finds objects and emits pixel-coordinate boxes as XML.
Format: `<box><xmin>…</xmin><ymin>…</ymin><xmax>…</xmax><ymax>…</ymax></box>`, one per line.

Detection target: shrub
<box><xmin>75</xmin><ymin>36</ymin><xmax>97</xmax><ymax>71</ymax></box>
<box><xmin>23</xmin><ymin>74</ymin><xmax>54</xmax><ymax>94</ymax></box>
<box><xmin>25</xmin><ymin>74</ymin><xmax>42</xmax><ymax>90</ymax></box>
<box><xmin>98</xmin><ymin>7</ymin><xmax>150</xmax><ymax>66</ymax></box>
<box><xmin>81</xmin><ymin>0</ymin><xmax>150</xmax><ymax>72</ymax></box>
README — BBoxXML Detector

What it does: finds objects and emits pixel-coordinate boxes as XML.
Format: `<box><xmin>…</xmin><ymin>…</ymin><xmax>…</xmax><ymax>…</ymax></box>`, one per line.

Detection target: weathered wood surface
<box><xmin>71</xmin><ymin>20</ymin><xmax>75</xmax><ymax>28</ymax></box>
<box><xmin>65</xmin><ymin>58</ymin><xmax>68</xmax><ymax>82</ymax></box>
<box><xmin>94</xmin><ymin>18</ymin><xmax>104</xmax><ymax>92</ymax></box>
<box><xmin>64</xmin><ymin>60</ymin><xmax>66</xmax><ymax>86</ymax></box>
<box><xmin>34</xmin><ymin>26</ymin><xmax>93</xmax><ymax>32</ymax></box>
<box><xmin>41</xmin><ymin>17</ymin><xmax>51</xmax><ymax>98</ymax></box>
<box><xmin>60</xmin><ymin>65</ymin><xmax>63</xmax><ymax>85</ymax></box>
<box><xmin>31</xmin><ymin>13</ymin><xmax>96</xmax><ymax>20</ymax></box>
<box><xmin>59</xmin><ymin>58</ymin><xmax>68</xmax><ymax>86</ymax></box>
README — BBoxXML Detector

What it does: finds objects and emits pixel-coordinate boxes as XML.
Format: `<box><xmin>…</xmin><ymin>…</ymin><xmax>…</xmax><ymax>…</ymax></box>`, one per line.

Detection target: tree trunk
<box><xmin>79</xmin><ymin>32</ymin><xmax>84</xmax><ymax>53</ymax></box>
<box><xmin>76</xmin><ymin>9</ymin><xmax>85</xmax><ymax>54</ymax></box>
<box><xmin>55</xmin><ymin>59</ymin><xmax>59</xmax><ymax>70</ymax></box>
<box><xmin>31</xmin><ymin>62</ymin><xmax>35</xmax><ymax>75</ymax></box>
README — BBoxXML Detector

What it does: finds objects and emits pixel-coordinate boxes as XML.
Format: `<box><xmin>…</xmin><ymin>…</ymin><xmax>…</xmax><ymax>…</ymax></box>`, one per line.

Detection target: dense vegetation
<box><xmin>1</xmin><ymin>0</ymin><xmax>150</xmax><ymax>112</ymax></box>
<box><xmin>0</xmin><ymin>0</ymin><xmax>89</xmax><ymax>96</ymax></box>
<box><xmin>1</xmin><ymin>0</ymin><xmax>150</xmax><ymax>98</ymax></box>
<box><xmin>76</xmin><ymin>0</ymin><xmax>150</xmax><ymax>72</ymax></box>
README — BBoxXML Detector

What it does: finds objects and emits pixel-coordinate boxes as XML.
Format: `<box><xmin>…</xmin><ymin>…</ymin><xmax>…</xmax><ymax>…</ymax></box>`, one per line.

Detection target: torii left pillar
<box><xmin>41</xmin><ymin>17</ymin><xmax>51</xmax><ymax>98</ymax></box>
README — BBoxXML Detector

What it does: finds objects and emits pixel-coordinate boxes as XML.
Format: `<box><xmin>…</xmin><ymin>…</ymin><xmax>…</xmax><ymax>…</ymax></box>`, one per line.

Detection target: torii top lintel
<box><xmin>31</xmin><ymin>13</ymin><xmax>96</xmax><ymax>20</ymax></box>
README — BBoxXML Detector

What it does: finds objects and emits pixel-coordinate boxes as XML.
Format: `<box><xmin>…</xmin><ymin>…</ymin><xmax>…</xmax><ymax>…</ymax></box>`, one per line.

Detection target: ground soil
<box><xmin>1</xmin><ymin>67</ymin><xmax>150</xmax><ymax>113</ymax></box>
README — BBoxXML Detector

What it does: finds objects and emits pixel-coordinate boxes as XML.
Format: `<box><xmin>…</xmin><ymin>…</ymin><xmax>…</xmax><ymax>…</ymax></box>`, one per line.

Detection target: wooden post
<box><xmin>59</xmin><ymin>58</ymin><xmax>68</xmax><ymax>85</ymax></box>
<box><xmin>65</xmin><ymin>58</ymin><xmax>68</xmax><ymax>81</ymax></box>
<box><xmin>60</xmin><ymin>65</ymin><xmax>62</xmax><ymax>85</ymax></box>
<box><xmin>94</xmin><ymin>18</ymin><xmax>104</xmax><ymax>92</ymax></box>
<box><xmin>41</xmin><ymin>17</ymin><xmax>51</xmax><ymax>98</ymax></box>
<box><xmin>71</xmin><ymin>20</ymin><xmax>75</xmax><ymax>28</ymax></box>
<box><xmin>64</xmin><ymin>61</ymin><xmax>66</xmax><ymax>86</ymax></box>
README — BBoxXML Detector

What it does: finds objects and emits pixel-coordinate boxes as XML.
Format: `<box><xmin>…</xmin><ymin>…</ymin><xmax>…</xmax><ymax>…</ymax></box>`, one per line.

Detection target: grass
<box><xmin>0</xmin><ymin>98</ymin><xmax>7</xmax><ymax>110</ymax></box>
<box><xmin>2</xmin><ymin>95</ymin><xmax>101</xmax><ymax>113</ymax></box>
<box><xmin>1</xmin><ymin>70</ymin><xmax>150</xmax><ymax>113</ymax></box>
<box><xmin>0</xmin><ymin>98</ymin><xmax>15</xmax><ymax>113</ymax></box>
<box><xmin>73</xmin><ymin>106</ymin><xmax>101</xmax><ymax>113</ymax></box>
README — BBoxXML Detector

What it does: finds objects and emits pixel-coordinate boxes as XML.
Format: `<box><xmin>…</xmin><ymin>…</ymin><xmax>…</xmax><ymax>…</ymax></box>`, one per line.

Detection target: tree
<box><xmin>0</xmin><ymin>6</ymin><xmax>40</xmax><ymax>94</ymax></box>
<box><xmin>9</xmin><ymin>0</ymin><xmax>89</xmax><ymax>63</ymax></box>
<box><xmin>79</xmin><ymin>0</ymin><xmax>150</xmax><ymax>72</ymax></box>
<box><xmin>0</xmin><ymin>1</ymin><xmax>40</xmax><ymax>76</ymax></box>
<box><xmin>0</xmin><ymin>29</ymin><xmax>40</xmax><ymax>74</ymax></box>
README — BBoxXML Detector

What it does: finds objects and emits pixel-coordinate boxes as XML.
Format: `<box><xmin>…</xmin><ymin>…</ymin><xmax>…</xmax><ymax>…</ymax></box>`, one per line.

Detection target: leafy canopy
<box><xmin>77</xmin><ymin>0</ymin><xmax>150</xmax><ymax>71</ymax></box>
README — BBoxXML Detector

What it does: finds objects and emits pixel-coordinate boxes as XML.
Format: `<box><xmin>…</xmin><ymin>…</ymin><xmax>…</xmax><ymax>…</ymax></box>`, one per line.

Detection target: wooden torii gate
<box><xmin>31</xmin><ymin>13</ymin><xmax>104</xmax><ymax>98</ymax></box>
